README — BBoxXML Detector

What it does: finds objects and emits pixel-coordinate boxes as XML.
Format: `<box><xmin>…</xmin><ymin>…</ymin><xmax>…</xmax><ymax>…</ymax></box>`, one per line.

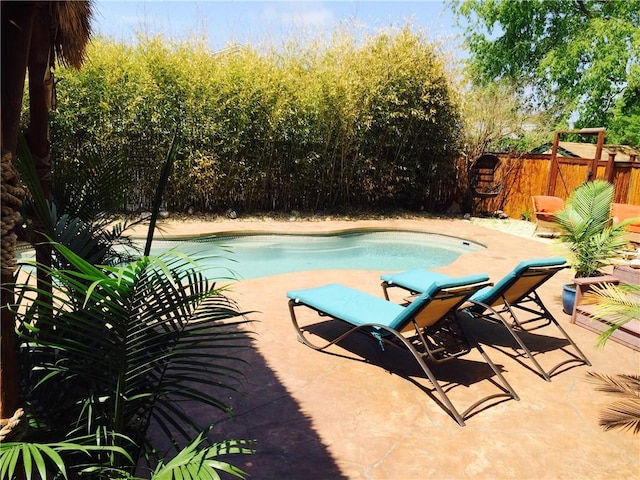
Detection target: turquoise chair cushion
<box><xmin>469</xmin><ymin>257</ymin><xmax>567</xmax><ymax>305</ymax></box>
<box><xmin>381</xmin><ymin>269</ymin><xmax>453</xmax><ymax>293</ymax></box>
<box><xmin>288</xmin><ymin>273</ymin><xmax>489</xmax><ymax>332</ymax></box>
<box><xmin>287</xmin><ymin>284</ymin><xmax>404</xmax><ymax>327</ymax></box>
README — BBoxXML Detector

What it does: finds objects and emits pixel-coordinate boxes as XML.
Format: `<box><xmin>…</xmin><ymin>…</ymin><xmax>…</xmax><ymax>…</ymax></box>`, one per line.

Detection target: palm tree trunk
<box><xmin>1</xmin><ymin>1</ymin><xmax>35</xmax><ymax>422</ymax></box>
<box><xmin>27</xmin><ymin>4</ymin><xmax>55</xmax><ymax>329</ymax></box>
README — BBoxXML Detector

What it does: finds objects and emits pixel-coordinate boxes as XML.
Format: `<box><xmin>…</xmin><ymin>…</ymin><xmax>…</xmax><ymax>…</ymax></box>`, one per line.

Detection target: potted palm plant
<box><xmin>553</xmin><ymin>180</ymin><xmax>630</xmax><ymax>313</ymax></box>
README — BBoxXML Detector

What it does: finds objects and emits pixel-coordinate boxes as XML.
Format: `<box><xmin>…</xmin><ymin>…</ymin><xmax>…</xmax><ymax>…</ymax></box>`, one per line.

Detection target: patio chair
<box><xmin>381</xmin><ymin>258</ymin><xmax>591</xmax><ymax>381</ymax></box>
<box><xmin>532</xmin><ymin>195</ymin><xmax>564</xmax><ymax>236</ymax></box>
<box><xmin>287</xmin><ymin>274</ymin><xmax>519</xmax><ymax>426</ymax></box>
<box><xmin>611</xmin><ymin>202</ymin><xmax>640</xmax><ymax>244</ymax></box>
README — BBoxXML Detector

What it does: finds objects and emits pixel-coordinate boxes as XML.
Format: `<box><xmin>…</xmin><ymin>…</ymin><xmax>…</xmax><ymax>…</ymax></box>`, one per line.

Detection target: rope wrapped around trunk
<box><xmin>1</xmin><ymin>152</ymin><xmax>26</xmax><ymax>276</ymax></box>
<box><xmin>0</xmin><ymin>408</ymin><xmax>25</xmax><ymax>442</ymax></box>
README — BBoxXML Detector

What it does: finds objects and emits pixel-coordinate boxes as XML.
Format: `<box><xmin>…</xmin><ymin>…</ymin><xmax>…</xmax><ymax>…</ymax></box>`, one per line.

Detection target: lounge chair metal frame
<box><xmin>467</xmin><ymin>265</ymin><xmax>591</xmax><ymax>382</ymax></box>
<box><xmin>288</xmin><ymin>281</ymin><xmax>519</xmax><ymax>426</ymax></box>
<box><xmin>381</xmin><ymin>262</ymin><xmax>591</xmax><ymax>382</ymax></box>
<box><xmin>381</xmin><ymin>281</ymin><xmax>418</xmax><ymax>300</ymax></box>
<box><xmin>467</xmin><ymin>265</ymin><xmax>591</xmax><ymax>381</ymax></box>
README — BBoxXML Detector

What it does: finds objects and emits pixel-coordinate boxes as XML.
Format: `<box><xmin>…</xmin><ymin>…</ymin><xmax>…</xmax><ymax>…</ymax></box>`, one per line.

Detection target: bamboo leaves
<box><xmin>49</xmin><ymin>27</ymin><xmax>462</xmax><ymax>213</ymax></box>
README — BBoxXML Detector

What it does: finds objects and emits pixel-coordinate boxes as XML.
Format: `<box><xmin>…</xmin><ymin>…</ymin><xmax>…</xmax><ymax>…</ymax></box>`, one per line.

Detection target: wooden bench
<box><xmin>570</xmin><ymin>274</ymin><xmax>640</xmax><ymax>351</ymax></box>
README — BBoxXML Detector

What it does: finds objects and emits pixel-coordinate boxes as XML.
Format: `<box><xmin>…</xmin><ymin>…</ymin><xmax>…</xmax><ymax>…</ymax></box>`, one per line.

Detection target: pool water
<box><xmin>147</xmin><ymin>231</ymin><xmax>484</xmax><ymax>281</ymax></box>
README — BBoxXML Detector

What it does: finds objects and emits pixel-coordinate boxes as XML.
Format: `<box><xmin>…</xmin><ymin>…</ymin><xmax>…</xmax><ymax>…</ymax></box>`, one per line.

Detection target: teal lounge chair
<box><xmin>381</xmin><ymin>258</ymin><xmax>591</xmax><ymax>381</ymax></box>
<box><xmin>287</xmin><ymin>274</ymin><xmax>519</xmax><ymax>426</ymax></box>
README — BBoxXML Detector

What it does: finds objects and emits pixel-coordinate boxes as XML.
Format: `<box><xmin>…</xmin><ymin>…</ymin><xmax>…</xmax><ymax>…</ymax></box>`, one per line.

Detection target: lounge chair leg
<box><xmin>289</xmin><ymin>300</ymin><xmax>350</xmax><ymax>351</ymax></box>
<box><xmin>287</xmin><ymin>280</ymin><xmax>519</xmax><ymax>426</ymax></box>
<box><xmin>471</xmin><ymin>301</ymin><xmax>552</xmax><ymax>381</ymax></box>
<box><xmin>507</xmin><ymin>293</ymin><xmax>592</xmax><ymax>374</ymax></box>
<box><xmin>381</xmin><ymin>320</ymin><xmax>518</xmax><ymax>426</ymax></box>
<box><xmin>529</xmin><ymin>292</ymin><xmax>592</xmax><ymax>368</ymax></box>
<box><xmin>290</xmin><ymin>300</ymin><xmax>469</xmax><ymax>425</ymax></box>
<box><xmin>472</xmin><ymin>341</ymin><xmax>520</xmax><ymax>401</ymax></box>
<box><xmin>381</xmin><ymin>281</ymin><xmax>391</xmax><ymax>300</ymax></box>
<box><xmin>386</xmin><ymin>330</ymin><xmax>467</xmax><ymax>426</ymax></box>
<box><xmin>471</xmin><ymin>296</ymin><xmax>592</xmax><ymax>381</ymax></box>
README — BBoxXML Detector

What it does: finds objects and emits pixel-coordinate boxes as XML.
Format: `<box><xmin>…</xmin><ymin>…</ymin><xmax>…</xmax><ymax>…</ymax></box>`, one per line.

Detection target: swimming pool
<box><xmin>146</xmin><ymin>230</ymin><xmax>484</xmax><ymax>280</ymax></box>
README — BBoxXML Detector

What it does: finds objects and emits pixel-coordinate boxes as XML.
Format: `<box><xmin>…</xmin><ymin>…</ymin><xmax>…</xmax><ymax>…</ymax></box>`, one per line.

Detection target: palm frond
<box><xmin>586</xmin><ymin>372</ymin><xmax>640</xmax><ymax>395</ymax></box>
<box><xmin>585</xmin><ymin>372</ymin><xmax>640</xmax><ymax>434</ymax></box>
<box><xmin>598</xmin><ymin>401</ymin><xmax>640</xmax><ymax>434</ymax></box>
<box><xmin>151</xmin><ymin>433</ymin><xmax>254</xmax><ymax>480</ymax></box>
<box><xmin>17</xmin><ymin>133</ymin><xmax>142</xmax><ymax>268</ymax></box>
<box><xmin>0</xmin><ymin>437</ymin><xmax>132</xmax><ymax>480</ymax></box>
<box><xmin>13</xmin><ymin>241</ymin><xmax>254</xmax><ymax>467</ymax></box>
<box><xmin>568</xmin><ymin>180</ymin><xmax>613</xmax><ymax>228</ymax></box>
<box><xmin>581</xmin><ymin>283</ymin><xmax>640</xmax><ymax>348</ymax></box>
<box><xmin>52</xmin><ymin>147</ymin><xmax>130</xmax><ymax>222</ymax></box>
<box><xmin>15</xmin><ymin>134</ymin><xmax>56</xmax><ymax>238</ymax></box>
<box><xmin>553</xmin><ymin>180</ymin><xmax>629</xmax><ymax>278</ymax></box>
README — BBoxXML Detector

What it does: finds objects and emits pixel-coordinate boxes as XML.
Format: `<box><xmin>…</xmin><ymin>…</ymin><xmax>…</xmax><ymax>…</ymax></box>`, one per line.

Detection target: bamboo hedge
<box><xmin>44</xmin><ymin>26</ymin><xmax>464</xmax><ymax>214</ymax></box>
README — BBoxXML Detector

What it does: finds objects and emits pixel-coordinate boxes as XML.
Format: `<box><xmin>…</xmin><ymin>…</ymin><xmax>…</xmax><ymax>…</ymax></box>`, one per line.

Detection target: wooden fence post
<box><xmin>546</xmin><ymin>132</ymin><xmax>561</xmax><ymax>196</ymax></box>
<box><xmin>605</xmin><ymin>153</ymin><xmax>616</xmax><ymax>183</ymax></box>
<box><xmin>590</xmin><ymin>129</ymin><xmax>605</xmax><ymax>180</ymax></box>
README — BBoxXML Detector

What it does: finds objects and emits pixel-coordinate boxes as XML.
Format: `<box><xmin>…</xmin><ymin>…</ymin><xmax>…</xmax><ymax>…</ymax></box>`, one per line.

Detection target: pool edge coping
<box><xmin>134</xmin><ymin>226</ymin><xmax>489</xmax><ymax>249</ymax></box>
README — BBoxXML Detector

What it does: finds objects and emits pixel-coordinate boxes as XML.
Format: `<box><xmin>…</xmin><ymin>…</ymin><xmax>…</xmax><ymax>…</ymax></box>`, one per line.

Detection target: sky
<box><xmin>92</xmin><ymin>1</ymin><xmax>466</xmax><ymax>58</ymax></box>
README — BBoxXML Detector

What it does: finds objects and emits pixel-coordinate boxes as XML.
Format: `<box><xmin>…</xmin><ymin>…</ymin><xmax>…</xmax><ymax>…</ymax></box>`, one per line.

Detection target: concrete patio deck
<box><xmin>137</xmin><ymin>216</ymin><xmax>640</xmax><ymax>479</ymax></box>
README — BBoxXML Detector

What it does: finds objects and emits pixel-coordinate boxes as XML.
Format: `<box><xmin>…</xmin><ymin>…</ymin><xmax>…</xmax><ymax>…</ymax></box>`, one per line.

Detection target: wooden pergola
<box><xmin>545</xmin><ymin>127</ymin><xmax>619</xmax><ymax>196</ymax></box>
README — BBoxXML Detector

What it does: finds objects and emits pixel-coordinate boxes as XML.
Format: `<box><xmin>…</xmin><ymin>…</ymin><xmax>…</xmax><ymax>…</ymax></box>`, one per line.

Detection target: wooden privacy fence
<box><xmin>473</xmin><ymin>153</ymin><xmax>640</xmax><ymax>219</ymax></box>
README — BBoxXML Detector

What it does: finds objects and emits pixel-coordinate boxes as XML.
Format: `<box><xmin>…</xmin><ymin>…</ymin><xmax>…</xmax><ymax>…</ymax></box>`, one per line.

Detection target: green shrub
<box><xmin>45</xmin><ymin>25</ymin><xmax>462</xmax><ymax>213</ymax></box>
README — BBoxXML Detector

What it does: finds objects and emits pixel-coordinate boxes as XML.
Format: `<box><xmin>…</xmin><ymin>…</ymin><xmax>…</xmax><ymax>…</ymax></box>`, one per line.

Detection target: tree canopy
<box><xmin>453</xmin><ymin>0</ymin><xmax>640</xmax><ymax>146</ymax></box>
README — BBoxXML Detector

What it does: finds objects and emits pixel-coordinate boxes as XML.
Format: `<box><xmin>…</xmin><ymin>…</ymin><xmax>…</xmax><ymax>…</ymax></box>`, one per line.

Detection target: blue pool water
<box><xmin>146</xmin><ymin>231</ymin><xmax>484</xmax><ymax>280</ymax></box>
